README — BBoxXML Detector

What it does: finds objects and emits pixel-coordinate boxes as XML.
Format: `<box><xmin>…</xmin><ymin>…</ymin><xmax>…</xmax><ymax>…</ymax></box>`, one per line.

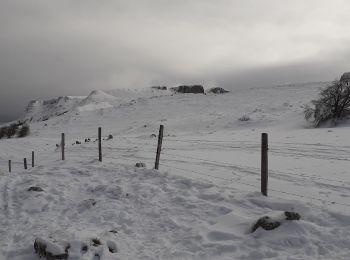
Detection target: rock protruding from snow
<box><xmin>171</xmin><ymin>85</ymin><xmax>204</xmax><ymax>94</ymax></box>
<box><xmin>135</xmin><ymin>162</ymin><xmax>146</xmax><ymax>168</ymax></box>
<box><xmin>251</xmin><ymin>211</ymin><xmax>301</xmax><ymax>233</ymax></box>
<box><xmin>25</xmin><ymin>100</ymin><xmax>41</xmax><ymax>114</ymax></box>
<box><xmin>28</xmin><ymin>186</ymin><xmax>44</xmax><ymax>192</ymax></box>
<box><xmin>34</xmin><ymin>238</ymin><xmax>69</xmax><ymax>260</ymax></box>
<box><xmin>251</xmin><ymin>216</ymin><xmax>281</xmax><ymax>232</ymax></box>
<box><xmin>151</xmin><ymin>86</ymin><xmax>167</xmax><ymax>90</ymax></box>
<box><xmin>34</xmin><ymin>237</ymin><xmax>118</xmax><ymax>259</ymax></box>
<box><xmin>207</xmin><ymin>87</ymin><xmax>229</xmax><ymax>94</ymax></box>
<box><xmin>24</xmin><ymin>96</ymin><xmax>84</xmax><ymax>122</ymax></box>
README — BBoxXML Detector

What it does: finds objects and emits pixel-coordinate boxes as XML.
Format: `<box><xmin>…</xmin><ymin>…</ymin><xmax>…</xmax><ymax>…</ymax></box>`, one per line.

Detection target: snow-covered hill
<box><xmin>24</xmin><ymin>96</ymin><xmax>85</xmax><ymax>122</ymax></box>
<box><xmin>1</xmin><ymin>82</ymin><xmax>350</xmax><ymax>259</ymax></box>
<box><xmin>20</xmin><ymin>82</ymin><xmax>328</xmax><ymax>138</ymax></box>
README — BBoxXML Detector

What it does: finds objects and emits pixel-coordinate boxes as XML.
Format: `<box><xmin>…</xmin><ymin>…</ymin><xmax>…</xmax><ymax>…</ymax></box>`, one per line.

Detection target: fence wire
<box><xmin>1</xmin><ymin>132</ymin><xmax>350</xmax><ymax>209</ymax></box>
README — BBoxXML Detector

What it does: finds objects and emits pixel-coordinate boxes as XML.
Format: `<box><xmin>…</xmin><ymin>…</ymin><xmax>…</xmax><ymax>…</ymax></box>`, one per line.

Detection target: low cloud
<box><xmin>1</xmin><ymin>0</ymin><xmax>350</xmax><ymax>121</ymax></box>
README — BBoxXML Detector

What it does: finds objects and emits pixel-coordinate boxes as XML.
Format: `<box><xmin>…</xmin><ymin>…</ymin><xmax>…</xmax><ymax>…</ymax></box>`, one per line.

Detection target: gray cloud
<box><xmin>1</xmin><ymin>0</ymin><xmax>350</xmax><ymax>121</ymax></box>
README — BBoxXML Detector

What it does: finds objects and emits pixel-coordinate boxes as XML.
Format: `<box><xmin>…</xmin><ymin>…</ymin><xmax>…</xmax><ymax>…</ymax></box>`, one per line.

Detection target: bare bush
<box><xmin>18</xmin><ymin>125</ymin><xmax>30</xmax><ymax>137</ymax></box>
<box><xmin>238</xmin><ymin>115</ymin><xmax>251</xmax><ymax>121</ymax></box>
<box><xmin>6</xmin><ymin>124</ymin><xmax>18</xmax><ymax>138</ymax></box>
<box><xmin>305</xmin><ymin>80</ymin><xmax>350</xmax><ymax>127</ymax></box>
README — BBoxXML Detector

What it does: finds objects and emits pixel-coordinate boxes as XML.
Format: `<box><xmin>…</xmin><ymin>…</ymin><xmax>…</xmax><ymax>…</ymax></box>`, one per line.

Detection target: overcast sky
<box><xmin>1</xmin><ymin>0</ymin><xmax>350</xmax><ymax>122</ymax></box>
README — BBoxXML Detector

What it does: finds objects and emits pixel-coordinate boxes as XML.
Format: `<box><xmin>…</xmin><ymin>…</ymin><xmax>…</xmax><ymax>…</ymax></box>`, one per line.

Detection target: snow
<box><xmin>1</xmin><ymin>82</ymin><xmax>350</xmax><ymax>259</ymax></box>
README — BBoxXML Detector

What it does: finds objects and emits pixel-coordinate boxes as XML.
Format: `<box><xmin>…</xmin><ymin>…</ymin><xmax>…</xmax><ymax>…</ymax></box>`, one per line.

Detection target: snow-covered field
<box><xmin>1</xmin><ymin>83</ymin><xmax>350</xmax><ymax>259</ymax></box>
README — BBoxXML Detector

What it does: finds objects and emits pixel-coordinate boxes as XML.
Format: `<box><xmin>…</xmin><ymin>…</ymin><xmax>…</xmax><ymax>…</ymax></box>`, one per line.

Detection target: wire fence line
<box><xmin>66</xmin><ymin>136</ymin><xmax>348</xmax><ymax>185</ymax></box>
<box><xmin>64</xmin><ymin>138</ymin><xmax>348</xmax><ymax>185</ymax></box>
<box><xmin>61</xmin><ymin>139</ymin><xmax>350</xmax><ymax>209</ymax></box>
<box><xmin>1</xmin><ymin>129</ymin><xmax>350</xmax><ymax>209</ymax></box>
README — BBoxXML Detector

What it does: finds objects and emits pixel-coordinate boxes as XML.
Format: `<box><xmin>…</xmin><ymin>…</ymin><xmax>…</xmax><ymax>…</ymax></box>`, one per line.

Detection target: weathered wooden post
<box><xmin>8</xmin><ymin>160</ymin><xmax>11</xmax><ymax>173</ymax></box>
<box><xmin>32</xmin><ymin>151</ymin><xmax>35</xmax><ymax>167</ymax></box>
<box><xmin>24</xmin><ymin>158</ymin><xmax>27</xmax><ymax>170</ymax></box>
<box><xmin>261</xmin><ymin>133</ymin><xmax>268</xmax><ymax>196</ymax></box>
<box><xmin>154</xmin><ymin>125</ymin><xmax>164</xmax><ymax>170</ymax></box>
<box><xmin>98</xmin><ymin>127</ymin><xmax>102</xmax><ymax>162</ymax></box>
<box><xmin>61</xmin><ymin>133</ymin><xmax>65</xmax><ymax>161</ymax></box>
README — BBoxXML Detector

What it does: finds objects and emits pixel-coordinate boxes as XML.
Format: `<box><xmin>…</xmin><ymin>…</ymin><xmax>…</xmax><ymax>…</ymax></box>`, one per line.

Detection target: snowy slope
<box><xmin>1</xmin><ymin>82</ymin><xmax>350</xmax><ymax>259</ymax></box>
<box><xmin>24</xmin><ymin>96</ymin><xmax>85</xmax><ymax>122</ymax></box>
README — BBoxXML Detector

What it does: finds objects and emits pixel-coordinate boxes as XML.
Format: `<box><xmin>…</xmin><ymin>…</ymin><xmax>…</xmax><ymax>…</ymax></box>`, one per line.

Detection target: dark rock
<box><xmin>252</xmin><ymin>211</ymin><xmax>301</xmax><ymax>233</ymax></box>
<box><xmin>87</xmin><ymin>198</ymin><xmax>97</xmax><ymax>206</ymax></box>
<box><xmin>108</xmin><ymin>246</ymin><xmax>116</xmax><ymax>253</ymax></box>
<box><xmin>207</xmin><ymin>87</ymin><xmax>229</xmax><ymax>94</ymax></box>
<box><xmin>107</xmin><ymin>241</ymin><xmax>118</xmax><ymax>253</ymax></box>
<box><xmin>107</xmin><ymin>134</ymin><xmax>113</xmax><ymax>140</ymax></box>
<box><xmin>150</xmin><ymin>134</ymin><xmax>157</xmax><ymax>138</ymax></box>
<box><xmin>171</xmin><ymin>85</ymin><xmax>204</xmax><ymax>94</ymax></box>
<box><xmin>251</xmin><ymin>216</ymin><xmax>281</xmax><ymax>233</ymax></box>
<box><xmin>284</xmin><ymin>211</ymin><xmax>301</xmax><ymax>220</ymax></box>
<box><xmin>34</xmin><ymin>238</ymin><xmax>69</xmax><ymax>260</ymax></box>
<box><xmin>85</xmin><ymin>138</ymin><xmax>91</xmax><ymax>143</ymax></box>
<box><xmin>91</xmin><ymin>238</ymin><xmax>101</xmax><ymax>247</ymax></box>
<box><xmin>81</xmin><ymin>244</ymin><xmax>88</xmax><ymax>253</ymax></box>
<box><xmin>28</xmin><ymin>186</ymin><xmax>44</xmax><ymax>192</ymax></box>
<box><xmin>135</xmin><ymin>162</ymin><xmax>146</xmax><ymax>168</ymax></box>
<box><xmin>151</xmin><ymin>86</ymin><xmax>167</xmax><ymax>90</ymax></box>
<box><xmin>76</xmin><ymin>141</ymin><xmax>81</xmax><ymax>144</ymax></box>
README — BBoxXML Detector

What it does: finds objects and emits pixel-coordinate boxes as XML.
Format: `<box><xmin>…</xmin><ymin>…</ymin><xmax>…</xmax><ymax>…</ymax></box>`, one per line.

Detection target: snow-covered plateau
<box><xmin>1</xmin><ymin>83</ymin><xmax>350</xmax><ymax>259</ymax></box>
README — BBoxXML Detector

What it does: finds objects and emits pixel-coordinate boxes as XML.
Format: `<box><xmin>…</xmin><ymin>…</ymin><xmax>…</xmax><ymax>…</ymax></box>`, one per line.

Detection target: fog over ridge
<box><xmin>1</xmin><ymin>0</ymin><xmax>350</xmax><ymax>122</ymax></box>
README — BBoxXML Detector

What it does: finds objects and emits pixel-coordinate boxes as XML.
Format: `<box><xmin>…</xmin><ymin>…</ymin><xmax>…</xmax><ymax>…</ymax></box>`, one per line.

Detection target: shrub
<box><xmin>6</xmin><ymin>124</ymin><xmax>18</xmax><ymax>138</ymax></box>
<box><xmin>238</xmin><ymin>115</ymin><xmax>251</xmax><ymax>121</ymax></box>
<box><xmin>305</xmin><ymin>80</ymin><xmax>350</xmax><ymax>127</ymax></box>
<box><xmin>18</xmin><ymin>125</ymin><xmax>30</xmax><ymax>137</ymax></box>
<box><xmin>0</xmin><ymin>126</ymin><xmax>8</xmax><ymax>139</ymax></box>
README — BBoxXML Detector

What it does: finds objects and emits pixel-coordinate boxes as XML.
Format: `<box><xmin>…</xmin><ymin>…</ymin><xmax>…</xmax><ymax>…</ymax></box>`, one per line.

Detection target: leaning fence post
<box><xmin>61</xmin><ymin>133</ymin><xmax>65</xmax><ymax>161</ymax></box>
<box><xmin>8</xmin><ymin>160</ymin><xmax>11</xmax><ymax>173</ymax></box>
<box><xmin>24</xmin><ymin>158</ymin><xmax>27</xmax><ymax>170</ymax></box>
<box><xmin>32</xmin><ymin>151</ymin><xmax>35</xmax><ymax>167</ymax></box>
<box><xmin>154</xmin><ymin>125</ymin><xmax>164</xmax><ymax>170</ymax></box>
<box><xmin>98</xmin><ymin>127</ymin><xmax>102</xmax><ymax>162</ymax></box>
<box><xmin>261</xmin><ymin>133</ymin><xmax>268</xmax><ymax>196</ymax></box>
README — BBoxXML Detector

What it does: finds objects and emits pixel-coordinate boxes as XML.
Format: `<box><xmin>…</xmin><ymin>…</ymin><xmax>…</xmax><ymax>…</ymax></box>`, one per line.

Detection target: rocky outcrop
<box><xmin>207</xmin><ymin>87</ymin><xmax>229</xmax><ymax>94</ymax></box>
<box><xmin>34</xmin><ymin>237</ymin><xmax>118</xmax><ymax>259</ymax></box>
<box><xmin>171</xmin><ymin>85</ymin><xmax>204</xmax><ymax>94</ymax></box>
<box><xmin>24</xmin><ymin>96</ymin><xmax>83</xmax><ymax>122</ymax></box>
<box><xmin>151</xmin><ymin>86</ymin><xmax>167</xmax><ymax>90</ymax></box>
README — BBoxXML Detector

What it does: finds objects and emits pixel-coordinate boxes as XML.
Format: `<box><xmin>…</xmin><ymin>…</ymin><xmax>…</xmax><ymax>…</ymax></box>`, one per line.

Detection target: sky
<box><xmin>1</xmin><ymin>0</ymin><xmax>350</xmax><ymax>122</ymax></box>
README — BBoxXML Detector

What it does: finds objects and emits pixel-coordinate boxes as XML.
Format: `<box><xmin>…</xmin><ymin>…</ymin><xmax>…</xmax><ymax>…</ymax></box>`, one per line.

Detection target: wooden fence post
<box><xmin>24</xmin><ymin>158</ymin><xmax>27</xmax><ymax>170</ymax></box>
<box><xmin>98</xmin><ymin>127</ymin><xmax>102</xmax><ymax>162</ymax></box>
<box><xmin>261</xmin><ymin>133</ymin><xmax>268</xmax><ymax>196</ymax></box>
<box><xmin>8</xmin><ymin>160</ymin><xmax>11</xmax><ymax>173</ymax></box>
<box><xmin>61</xmin><ymin>133</ymin><xmax>65</xmax><ymax>161</ymax></box>
<box><xmin>32</xmin><ymin>151</ymin><xmax>35</xmax><ymax>167</ymax></box>
<box><xmin>154</xmin><ymin>125</ymin><xmax>164</xmax><ymax>170</ymax></box>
